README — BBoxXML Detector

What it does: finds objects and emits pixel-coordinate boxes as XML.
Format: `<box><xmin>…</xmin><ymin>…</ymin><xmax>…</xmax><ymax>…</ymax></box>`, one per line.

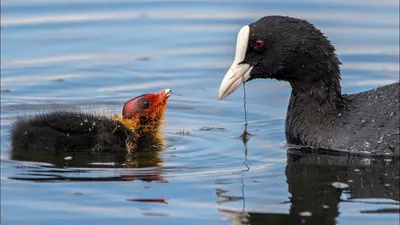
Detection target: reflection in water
<box><xmin>9</xmin><ymin>132</ymin><xmax>167</xmax><ymax>183</ymax></box>
<box><xmin>217</xmin><ymin>148</ymin><xmax>399</xmax><ymax>225</ymax></box>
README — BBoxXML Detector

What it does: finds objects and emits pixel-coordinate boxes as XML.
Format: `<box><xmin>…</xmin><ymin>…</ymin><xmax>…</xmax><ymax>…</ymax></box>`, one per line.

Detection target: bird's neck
<box><xmin>285</xmin><ymin>73</ymin><xmax>344</xmax><ymax>146</ymax></box>
<box><xmin>113</xmin><ymin>114</ymin><xmax>164</xmax><ymax>135</ymax></box>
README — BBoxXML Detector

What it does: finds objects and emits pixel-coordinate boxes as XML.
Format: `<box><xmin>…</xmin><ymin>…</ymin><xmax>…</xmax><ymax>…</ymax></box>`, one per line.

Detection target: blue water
<box><xmin>1</xmin><ymin>1</ymin><xmax>399</xmax><ymax>224</ymax></box>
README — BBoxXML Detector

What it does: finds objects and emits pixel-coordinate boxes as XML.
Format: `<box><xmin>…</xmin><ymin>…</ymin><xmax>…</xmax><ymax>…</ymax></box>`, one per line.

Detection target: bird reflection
<box><xmin>216</xmin><ymin>147</ymin><xmax>399</xmax><ymax>225</ymax></box>
<box><xmin>9</xmin><ymin>133</ymin><xmax>167</xmax><ymax>183</ymax></box>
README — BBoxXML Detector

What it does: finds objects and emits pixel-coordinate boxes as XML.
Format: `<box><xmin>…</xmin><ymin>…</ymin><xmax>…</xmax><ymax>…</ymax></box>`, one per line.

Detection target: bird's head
<box><xmin>218</xmin><ymin>16</ymin><xmax>340</xmax><ymax>100</ymax></box>
<box><xmin>118</xmin><ymin>89</ymin><xmax>171</xmax><ymax>133</ymax></box>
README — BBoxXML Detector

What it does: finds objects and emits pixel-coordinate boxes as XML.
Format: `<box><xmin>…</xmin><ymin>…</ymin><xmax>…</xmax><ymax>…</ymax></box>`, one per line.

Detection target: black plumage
<box><xmin>11</xmin><ymin>111</ymin><xmax>136</xmax><ymax>153</ymax></box>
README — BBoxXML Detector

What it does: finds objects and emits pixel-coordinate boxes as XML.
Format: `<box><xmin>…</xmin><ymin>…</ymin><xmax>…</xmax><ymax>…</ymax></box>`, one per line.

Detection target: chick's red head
<box><xmin>121</xmin><ymin>89</ymin><xmax>171</xmax><ymax>132</ymax></box>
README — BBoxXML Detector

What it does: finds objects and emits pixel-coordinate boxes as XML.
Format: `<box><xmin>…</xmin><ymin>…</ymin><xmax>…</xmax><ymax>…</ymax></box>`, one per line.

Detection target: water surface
<box><xmin>1</xmin><ymin>1</ymin><xmax>399</xmax><ymax>224</ymax></box>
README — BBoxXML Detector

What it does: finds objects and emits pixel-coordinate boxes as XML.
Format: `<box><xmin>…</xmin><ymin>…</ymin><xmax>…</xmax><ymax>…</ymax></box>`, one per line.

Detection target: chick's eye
<box><xmin>143</xmin><ymin>101</ymin><xmax>151</xmax><ymax>109</ymax></box>
<box><xmin>255</xmin><ymin>40</ymin><xmax>264</xmax><ymax>49</ymax></box>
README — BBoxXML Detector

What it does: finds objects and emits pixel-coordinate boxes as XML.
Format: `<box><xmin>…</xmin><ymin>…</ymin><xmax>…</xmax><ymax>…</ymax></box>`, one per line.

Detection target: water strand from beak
<box><xmin>240</xmin><ymin>82</ymin><xmax>252</xmax><ymax>143</ymax></box>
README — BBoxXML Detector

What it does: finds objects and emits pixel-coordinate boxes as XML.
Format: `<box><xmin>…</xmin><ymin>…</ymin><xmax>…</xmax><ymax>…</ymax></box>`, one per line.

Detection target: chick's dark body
<box><xmin>11</xmin><ymin>111</ymin><xmax>135</xmax><ymax>153</ymax></box>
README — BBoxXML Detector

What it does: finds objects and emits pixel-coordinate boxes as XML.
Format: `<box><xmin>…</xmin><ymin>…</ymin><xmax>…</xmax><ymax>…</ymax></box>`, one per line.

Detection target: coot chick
<box><xmin>218</xmin><ymin>16</ymin><xmax>399</xmax><ymax>156</ymax></box>
<box><xmin>11</xmin><ymin>89</ymin><xmax>171</xmax><ymax>153</ymax></box>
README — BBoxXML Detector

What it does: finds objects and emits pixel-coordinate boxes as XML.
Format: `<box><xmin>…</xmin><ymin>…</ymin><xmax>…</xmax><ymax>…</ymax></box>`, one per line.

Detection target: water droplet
<box><xmin>354</xmin><ymin>169</ymin><xmax>360</xmax><ymax>172</ymax></box>
<box><xmin>364</xmin><ymin>141</ymin><xmax>370</xmax><ymax>148</ymax></box>
<box><xmin>361</xmin><ymin>158</ymin><xmax>371</xmax><ymax>166</ymax></box>
<box><xmin>384</xmin><ymin>184</ymin><xmax>391</xmax><ymax>187</ymax></box>
<box><xmin>67</xmin><ymin>133</ymin><xmax>70</xmax><ymax>136</ymax></box>
<box><xmin>390</xmin><ymin>112</ymin><xmax>394</xmax><ymax>116</ymax></box>
<box><xmin>372</xmin><ymin>119</ymin><xmax>375</xmax><ymax>123</ymax></box>
<box><xmin>332</xmin><ymin>182</ymin><xmax>349</xmax><ymax>189</ymax></box>
<box><xmin>361</xmin><ymin>119</ymin><xmax>366</xmax><ymax>124</ymax></box>
<box><xmin>322</xmin><ymin>205</ymin><xmax>330</xmax><ymax>209</ymax></box>
<box><xmin>80</xmin><ymin>123</ymin><xmax>83</xmax><ymax>126</ymax></box>
<box><xmin>299</xmin><ymin>211</ymin><xmax>312</xmax><ymax>217</ymax></box>
<box><xmin>331</xmin><ymin>121</ymin><xmax>335</xmax><ymax>124</ymax></box>
<box><xmin>24</xmin><ymin>131</ymin><xmax>27</xmax><ymax>135</ymax></box>
<box><xmin>84</xmin><ymin>119</ymin><xmax>88</xmax><ymax>122</ymax></box>
<box><xmin>348</xmin><ymin>180</ymin><xmax>353</xmax><ymax>183</ymax></box>
<box><xmin>337</xmin><ymin>113</ymin><xmax>342</xmax><ymax>117</ymax></box>
<box><xmin>64</xmin><ymin>156</ymin><xmax>72</xmax><ymax>160</ymax></box>
<box><xmin>88</xmin><ymin>128</ymin><xmax>92</xmax><ymax>131</ymax></box>
<box><xmin>377</xmin><ymin>136</ymin><xmax>384</xmax><ymax>144</ymax></box>
<box><xmin>92</xmin><ymin>122</ymin><xmax>96</xmax><ymax>126</ymax></box>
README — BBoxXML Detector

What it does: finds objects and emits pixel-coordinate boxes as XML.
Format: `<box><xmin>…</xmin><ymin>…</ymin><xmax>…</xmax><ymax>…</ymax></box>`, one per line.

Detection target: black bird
<box><xmin>11</xmin><ymin>89</ymin><xmax>171</xmax><ymax>154</ymax></box>
<box><xmin>218</xmin><ymin>16</ymin><xmax>399</xmax><ymax>156</ymax></box>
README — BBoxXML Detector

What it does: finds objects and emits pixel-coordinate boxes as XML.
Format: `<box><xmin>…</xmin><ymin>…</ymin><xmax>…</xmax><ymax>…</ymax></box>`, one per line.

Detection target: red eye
<box><xmin>255</xmin><ymin>40</ymin><xmax>264</xmax><ymax>49</ymax></box>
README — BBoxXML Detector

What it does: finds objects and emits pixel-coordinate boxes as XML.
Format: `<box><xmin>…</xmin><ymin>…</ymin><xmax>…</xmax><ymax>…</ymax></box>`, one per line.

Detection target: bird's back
<box><xmin>11</xmin><ymin>111</ymin><xmax>134</xmax><ymax>153</ymax></box>
<box><xmin>336</xmin><ymin>82</ymin><xmax>399</xmax><ymax>155</ymax></box>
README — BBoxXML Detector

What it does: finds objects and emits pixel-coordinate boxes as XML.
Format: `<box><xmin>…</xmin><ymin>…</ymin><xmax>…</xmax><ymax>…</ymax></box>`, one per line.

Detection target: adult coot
<box><xmin>11</xmin><ymin>89</ymin><xmax>171</xmax><ymax>153</ymax></box>
<box><xmin>218</xmin><ymin>16</ymin><xmax>399</xmax><ymax>156</ymax></box>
